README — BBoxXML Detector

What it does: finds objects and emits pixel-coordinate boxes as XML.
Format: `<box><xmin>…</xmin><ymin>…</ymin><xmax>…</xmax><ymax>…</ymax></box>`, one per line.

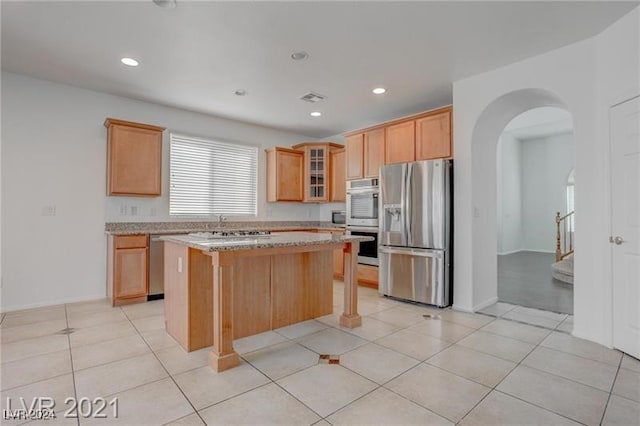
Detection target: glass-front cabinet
<box><xmin>309</xmin><ymin>146</ymin><xmax>326</xmax><ymax>200</ymax></box>
<box><xmin>292</xmin><ymin>142</ymin><xmax>343</xmax><ymax>202</ymax></box>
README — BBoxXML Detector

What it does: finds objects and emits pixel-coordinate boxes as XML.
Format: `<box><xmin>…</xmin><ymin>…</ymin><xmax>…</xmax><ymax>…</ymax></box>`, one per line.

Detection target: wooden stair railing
<box><xmin>555</xmin><ymin>211</ymin><xmax>575</xmax><ymax>261</ymax></box>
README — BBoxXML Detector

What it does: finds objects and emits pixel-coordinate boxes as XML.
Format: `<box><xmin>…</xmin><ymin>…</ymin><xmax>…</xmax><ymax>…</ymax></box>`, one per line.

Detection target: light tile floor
<box><xmin>1</xmin><ymin>283</ymin><xmax>638</xmax><ymax>425</ymax></box>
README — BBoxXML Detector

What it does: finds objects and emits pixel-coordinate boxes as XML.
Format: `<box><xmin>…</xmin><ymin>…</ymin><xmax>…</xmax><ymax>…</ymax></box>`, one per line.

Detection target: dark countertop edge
<box><xmin>159</xmin><ymin>234</ymin><xmax>373</xmax><ymax>252</ymax></box>
<box><xmin>105</xmin><ymin>221</ymin><xmax>346</xmax><ymax>236</ymax></box>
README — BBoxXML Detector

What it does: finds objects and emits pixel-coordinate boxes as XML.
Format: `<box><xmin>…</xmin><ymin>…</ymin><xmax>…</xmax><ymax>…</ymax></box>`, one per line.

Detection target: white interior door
<box><xmin>611</xmin><ymin>96</ymin><xmax>640</xmax><ymax>359</ymax></box>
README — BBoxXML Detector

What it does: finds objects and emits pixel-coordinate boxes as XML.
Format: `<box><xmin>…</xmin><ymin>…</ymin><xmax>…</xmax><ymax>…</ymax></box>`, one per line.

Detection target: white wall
<box><xmin>497</xmin><ymin>131</ymin><xmax>574</xmax><ymax>255</ymax></box>
<box><xmin>452</xmin><ymin>7</ymin><xmax>639</xmax><ymax>348</ymax></box>
<box><xmin>496</xmin><ymin>133</ymin><xmax>522</xmax><ymax>254</ymax></box>
<box><xmin>1</xmin><ymin>72</ymin><xmax>325</xmax><ymax>311</ymax></box>
<box><xmin>593</xmin><ymin>7</ymin><xmax>640</xmax><ymax>350</ymax></box>
<box><xmin>521</xmin><ymin>132</ymin><xmax>574</xmax><ymax>252</ymax></box>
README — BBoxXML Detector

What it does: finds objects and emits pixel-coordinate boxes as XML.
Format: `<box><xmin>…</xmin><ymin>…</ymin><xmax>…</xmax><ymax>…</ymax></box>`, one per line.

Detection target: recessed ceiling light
<box><xmin>372</xmin><ymin>87</ymin><xmax>386</xmax><ymax>95</ymax></box>
<box><xmin>234</xmin><ymin>89</ymin><xmax>247</xmax><ymax>96</ymax></box>
<box><xmin>291</xmin><ymin>51</ymin><xmax>309</xmax><ymax>61</ymax></box>
<box><xmin>152</xmin><ymin>0</ymin><xmax>177</xmax><ymax>8</ymax></box>
<box><xmin>121</xmin><ymin>57</ymin><xmax>139</xmax><ymax>67</ymax></box>
<box><xmin>310</xmin><ymin>111</ymin><xmax>322</xmax><ymax>117</ymax></box>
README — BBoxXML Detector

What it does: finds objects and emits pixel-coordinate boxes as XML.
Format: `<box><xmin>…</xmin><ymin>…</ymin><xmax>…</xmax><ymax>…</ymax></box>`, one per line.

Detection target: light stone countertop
<box><xmin>105</xmin><ymin>221</ymin><xmax>345</xmax><ymax>235</ymax></box>
<box><xmin>160</xmin><ymin>231</ymin><xmax>371</xmax><ymax>252</ymax></box>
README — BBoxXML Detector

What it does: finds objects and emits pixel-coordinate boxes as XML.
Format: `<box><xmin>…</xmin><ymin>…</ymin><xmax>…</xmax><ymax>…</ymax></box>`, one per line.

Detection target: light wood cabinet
<box><xmin>104</xmin><ymin>118</ymin><xmax>165</xmax><ymax>196</ymax></box>
<box><xmin>295</xmin><ymin>143</ymin><xmax>328</xmax><ymax>202</ymax></box>
<box><xmin>346</xmin><ymin>129</ymin><xmax>386</xmax><ymax>179</ymax></box>
<box><xmin>416</xmin><ymin>110</ymin><xmax>452</xmax><ymax>160</ymax></box>
<box><xmin>364</xmin><ymin>128</ymin><xmax>385</xmax><ymax>178</ymax></box>
<box><xmin>385</xmin><ymin>120</ymin><xmax>415</xmax><ymax>164</ymax></box>
<box><xmin>293</xmin><ymin>142</ymin><xmax>343</xmax><ymax>203</ymax></box>
<box><xmin>357</xmin><ymin>264</ymin><xmax>378</xmax><ymax>289</ymax></box>
<box><xmin>108</xmin><ymin>235</ymin><xmax>149</xmax><ymax>306</ymax></box>
<box><xmin>318</xmin><ymin>229</ymin><xmax>346</xmax><ymax>279</ymax></box>
<box><xmin>344</xmin><ymin>106</ymin><xmax>453</xmax><ymax>171</ymax></box>
<box><xmin>266</xmin><ymin>147</ymin><xmax>304</xmax><ymax>202</ymax></box>
<box><xmin>330</xmin><ymin>148</ymin><xmax>346</xmax><ymax>202</ymax></box>
<box><xmin>345</xmin><ymin>134</ymin><xmax>364</xmax><ymax>180</ymax></box>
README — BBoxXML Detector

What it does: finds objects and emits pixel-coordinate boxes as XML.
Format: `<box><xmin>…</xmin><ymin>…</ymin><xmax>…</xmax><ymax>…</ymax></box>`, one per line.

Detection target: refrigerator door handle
<box><xmin>379</xmin><ymin>246</ymin><xmax>440</xmax><ymax>258</ymax></box>
<box><xmin>402</xmin><ymin>163</ymin><xmax>411</xmax><ymax>243</ymax></box>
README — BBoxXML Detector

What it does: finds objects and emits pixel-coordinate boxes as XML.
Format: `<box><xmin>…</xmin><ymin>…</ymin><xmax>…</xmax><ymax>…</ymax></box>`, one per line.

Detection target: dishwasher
<box><xmin>149</xmin><ymin>236</ymin><xmax>165</xmax><ymax>300</ymax></box>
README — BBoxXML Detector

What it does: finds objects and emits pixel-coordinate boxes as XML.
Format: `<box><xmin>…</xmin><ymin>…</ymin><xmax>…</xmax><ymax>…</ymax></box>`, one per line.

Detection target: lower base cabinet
<box><xmin>357</xmin><ymin>264</ymin><xmax>379</xmax><ymax>289</ymax></box>
<box><xmin>107</xmin><ymin>235</ymin><xmax>149</xmax><ymax>306</ymax></box>
<box><xmin>318</xmin><ymin>229</ymin><xmax>378</xmax><ymax>288</ymax></box>
<box><xmin>164</xmin><ymin>243</ymin><xmax>333</xmax><ymax>351</ymax></box>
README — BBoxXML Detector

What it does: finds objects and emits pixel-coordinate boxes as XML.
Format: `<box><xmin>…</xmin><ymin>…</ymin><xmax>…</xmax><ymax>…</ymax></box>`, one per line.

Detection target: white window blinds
<box><xmin>170</xmin><ymin>133</ymin><xmax>258</xmax><ymax>216</ymax></box>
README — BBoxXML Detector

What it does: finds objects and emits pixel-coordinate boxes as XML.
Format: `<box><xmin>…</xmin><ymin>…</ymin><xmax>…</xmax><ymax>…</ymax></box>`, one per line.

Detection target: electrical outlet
<box><xmin>41</xmin><ymin>205</ymin><xmax>56</xmax><ymax>216</ymax></box>
<box><xmin>474</xmin><ymin>207</ymin><xmax>480</xmax><ymax>218</ymax></box>
<box><xmin>119</xmin><ymin>205</ymin><xmax>128</xmax><ymax>216</ymax></box>
<box><xmin>130</xmin><ymin>206</ymin><xmax>138</xmax><ymax>216</ymax></box>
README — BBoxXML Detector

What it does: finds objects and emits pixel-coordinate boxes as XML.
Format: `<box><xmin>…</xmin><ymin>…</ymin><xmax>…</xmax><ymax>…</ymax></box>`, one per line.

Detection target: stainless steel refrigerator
<box><xmin>379</xmin><ymin>159</ymin><xmax>452</xmax><ymax>307</ymax></box>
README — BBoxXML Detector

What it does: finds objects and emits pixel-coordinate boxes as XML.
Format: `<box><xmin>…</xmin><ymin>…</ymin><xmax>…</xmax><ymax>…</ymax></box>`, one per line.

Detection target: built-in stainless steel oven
<box><xmin>346</xmin><ymin>226</ymin><xmax>379</xmax><ymax>266</ymax></box>
<box><xmin>346</xmin><ymin>178</ymin><xmax>379</xmax><ymax>228</ymax></box>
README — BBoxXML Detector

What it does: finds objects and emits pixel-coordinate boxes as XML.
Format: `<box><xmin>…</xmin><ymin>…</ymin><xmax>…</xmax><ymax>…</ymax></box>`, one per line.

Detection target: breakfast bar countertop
<box><xmin>105</xmin><ymin>221</ymin><xmax>345</xmax><ymax>235</ymax></box>
<box><xmin>159</xmin><ymin>231</ymin><xmax>372</xmax><ymax>252</ymax></box>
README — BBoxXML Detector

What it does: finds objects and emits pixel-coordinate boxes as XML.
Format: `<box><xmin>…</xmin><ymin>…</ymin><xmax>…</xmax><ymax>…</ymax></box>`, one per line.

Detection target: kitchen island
<box><xmin>160</xmin><ymin>231</ymin><xmax>372</xmax><ymax>372</ymax></box>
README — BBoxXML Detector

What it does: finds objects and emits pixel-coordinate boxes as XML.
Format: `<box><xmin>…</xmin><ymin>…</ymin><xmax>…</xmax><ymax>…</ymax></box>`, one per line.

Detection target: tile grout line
<box><xmin>64</xmin><ymin>304</ymin><xmax>80</xmax><ymax>425</ymax></box>
<box><xmin>463</xmin><ymin>305</ymin><xmax>617</xmax><ymax>423</ymax></box>
<box><xmin>527</xmin><ymin>343</ymin><xmax>623</xmax><ymax>371</ymax></box>
<box><xmin>2</xmin><ymin>292</ymin><xmax>616</xmax><ymax>425</ymax></box>
<box><xmin>366</xmin><ymin>304</ymin><xmax>595</xmax><ymax>425</ymax></box>
<box><xmin>454</xmin><ymin>324</ymin><xmax>590</xmax><ymax>426</ymax></box>
<box><xmin>125</xmin><ymin>308</ymin><xmax>209</xmax><ymax>426</ymax></box>
<box><xmin>375</xmin><ymin>345</ymin><xmax>465</xmax><ymax>423</ymax></box>
<box><xmin>598</xmin><ymin>351</ymin><xmax>624</xmax><ymax>425</ymax></box>
<box><xmin>238</xmin><ymin>329</ymin><xmax>379</xmax><ymax>422</ymax></box>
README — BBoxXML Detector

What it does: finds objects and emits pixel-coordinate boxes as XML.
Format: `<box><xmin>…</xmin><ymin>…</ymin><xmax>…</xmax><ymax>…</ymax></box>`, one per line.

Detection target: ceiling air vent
<box><xmin>300</xmin><ymin>92</ymin><xmax>327</xmax><ymax>103</ymax></box>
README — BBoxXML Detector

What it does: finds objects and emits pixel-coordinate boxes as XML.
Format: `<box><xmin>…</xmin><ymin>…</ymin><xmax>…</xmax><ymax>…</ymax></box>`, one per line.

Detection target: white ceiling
<box><xmin>504</xmin><ymin>107</ymin><xmax>573</xmax><ymax>140</ymax></box>
<box><xmin>2</xmin><ymin>1</ymin><xmax>637</xmax><ymax>138</ymax></box>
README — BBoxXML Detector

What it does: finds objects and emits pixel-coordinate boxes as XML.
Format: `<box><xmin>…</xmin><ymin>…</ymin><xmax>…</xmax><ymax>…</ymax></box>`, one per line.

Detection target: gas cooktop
<box><xmin>188</xmin><ymin>230</ymin><xmax>271</xmax><ymax>239</ymax></box>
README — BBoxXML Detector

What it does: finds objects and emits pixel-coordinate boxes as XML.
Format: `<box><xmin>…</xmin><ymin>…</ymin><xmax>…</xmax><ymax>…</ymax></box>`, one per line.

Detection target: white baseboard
<box><xmin>497</xmin><ymin>249</ymin><xmax>523</xmax><ymax>255</ymax></box>
<box><xmin>453</xmin><ymin>296</ymin><xmax>499</xmax><ymax>313</ymax></box>
<box><xmin>521</xmin><ymin>248</ymin><xmax>556</xmax><ymax>254</ymax></box>
<box><xmin>498</xmin><ymin>249</ymin><xmax>556</xmax><ymax>255</ymax></box>
<box><xmin>473</xmin><ymin>296</ymin><xmax>499</xmax><ymax>312</ymax></box>
<box><xmin>0</xmin><ymin>294</ymin><xmax>108</xmax><ymax>313</ymax></box>
<box><xmin>452</xmin><ymin>304</ymin><xmax>474</xmax><ymax>313</ymax></box>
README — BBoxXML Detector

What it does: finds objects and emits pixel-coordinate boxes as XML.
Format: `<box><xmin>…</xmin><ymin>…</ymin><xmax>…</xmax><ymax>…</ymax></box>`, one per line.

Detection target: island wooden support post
<box><xmin>208</xmin><ymin>251</ymin><xmax>240</xmax><ymax>372</ymax></box>
<box><xmin>340</xmin><ymin>241</ymin><xmax>362</xmax><ymax>328</ymax></box>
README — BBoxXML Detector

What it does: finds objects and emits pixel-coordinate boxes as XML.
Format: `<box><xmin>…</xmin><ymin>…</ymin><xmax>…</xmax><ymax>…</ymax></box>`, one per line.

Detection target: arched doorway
<box><xmin>495</xmin><ymin>107</ymin><xmax>575</xmax><ymax>315</ymax></box>
<box><xmin>454</xmin><ymin>88</ymin><xmax>576</xmax><ymax>315</ymax></box>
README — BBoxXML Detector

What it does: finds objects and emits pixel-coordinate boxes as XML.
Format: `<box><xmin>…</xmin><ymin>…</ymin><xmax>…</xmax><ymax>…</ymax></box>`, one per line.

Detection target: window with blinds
<box><xmin>169</xmin><ymin>133</ymin><xmax>258</xmax><ymax>216</ymax></box>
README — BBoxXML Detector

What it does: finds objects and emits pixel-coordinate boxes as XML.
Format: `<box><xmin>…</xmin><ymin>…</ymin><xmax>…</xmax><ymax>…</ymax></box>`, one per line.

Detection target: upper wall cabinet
<box><xmin>345</xmin><ymin>134</ymin><xmax>364</xmax><ymax>180</ymax></box>
<box><xmin>105</xmin><ymin>118</ymin><xmax>165</xmax><ymax>196</ymax></box>
<box><xmin>343</xmin><ymin>106</ymin><xmax>452</xmax><ymax>177</ymax></box>
<box><xmin>416</xmin><ymin>110</ymin><xmax>452</xmax><ymax>160</ymax></box>
<box><xmin>364</xmin><ymin>128</ymin><xmax>385</xmax><ymax>178</ymax></box>
<box><xmin>330</xmin><ymin>148</ymin><xmax>346</xmax><ymax>202</ymax></box>
<box><xmin>345</xmin><ymin>129</ymin><xmax>385</xmax><ymax>180</ymax></box>
<box><xmin>385</xmin><ymin>121</ymin><xmax>415</xmax><ymax>164</ymax></box>
<box><xmin>266</xmin><ymin>147</ymin><xmax>304</xmax><ymax>202</ymax></box>
<box><xmin>293</xmin><ymin>142</ymin><xmax>344</xmax><ymax>203</ymax></box>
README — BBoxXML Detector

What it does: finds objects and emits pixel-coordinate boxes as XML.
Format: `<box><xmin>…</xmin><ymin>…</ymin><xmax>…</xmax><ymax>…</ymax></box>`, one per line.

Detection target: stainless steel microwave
<box><xmin>346</xmin><ymin>178</ymin><xmax>379</xmax><ymax>228</ymax></box>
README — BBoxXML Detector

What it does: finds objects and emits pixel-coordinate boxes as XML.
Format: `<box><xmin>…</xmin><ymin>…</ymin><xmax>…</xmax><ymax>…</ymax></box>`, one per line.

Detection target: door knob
<box><xmin>610</xmin><ymin>236</ymin><xmax>624</xmax><ymax>245</ymax></box>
